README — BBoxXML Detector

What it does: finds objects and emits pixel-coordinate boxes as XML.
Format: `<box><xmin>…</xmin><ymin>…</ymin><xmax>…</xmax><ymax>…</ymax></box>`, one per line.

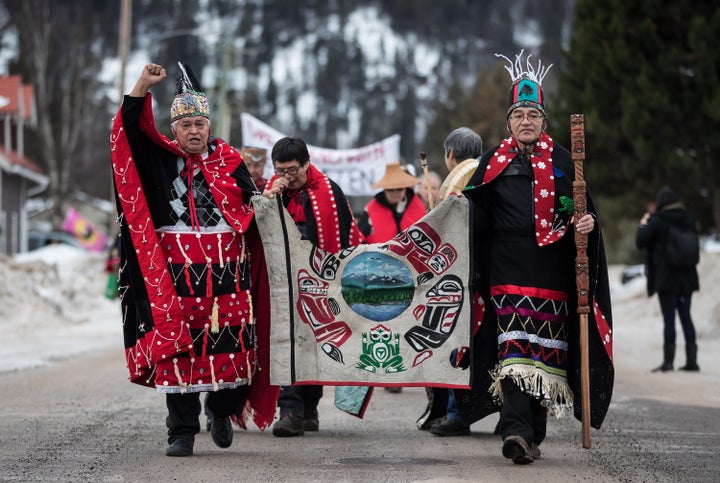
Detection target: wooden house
<box><xmin>0</xmin><ymin>75</ymin><xmax>48</xmax><ymax>255</ymax></box>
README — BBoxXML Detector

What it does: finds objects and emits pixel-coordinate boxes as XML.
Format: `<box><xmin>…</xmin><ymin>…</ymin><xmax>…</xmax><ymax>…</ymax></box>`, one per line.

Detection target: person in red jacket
<box><xmin>357</xmin><ymin>162</ymin><xmax>426</xmax><ymax>245</ymax></box>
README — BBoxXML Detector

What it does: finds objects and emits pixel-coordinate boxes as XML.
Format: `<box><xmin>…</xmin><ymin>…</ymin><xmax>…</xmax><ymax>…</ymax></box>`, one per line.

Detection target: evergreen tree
<box><xmin>466</xmin><ymin>64</ymin><xmax>510</xmax><ymax>151</ymax></box>
<box><xmin>423</xmin><ymin>79</ymin><xmax>467</xmax><ymax>175</ymax></box>
<box><xmin>555</xmin><ymin>0</ymin><xmax>720</xmax><ymax>235</ymax></box>
<box><xmin>423</xmin><ymin>64</ymin><xmax>508</xmax><ymax>176</ymax></box>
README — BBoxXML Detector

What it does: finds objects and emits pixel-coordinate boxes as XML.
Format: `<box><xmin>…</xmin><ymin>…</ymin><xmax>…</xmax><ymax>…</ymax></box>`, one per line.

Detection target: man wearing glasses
<box><xmin>462</xmin><ymin>52</ymin><xmax>614</xmax><ymax>464</ymax></box>
<box><xmin>262</xmin><ymin>136</ymin><xmax>363</xmax><ymax>436</ymax></box>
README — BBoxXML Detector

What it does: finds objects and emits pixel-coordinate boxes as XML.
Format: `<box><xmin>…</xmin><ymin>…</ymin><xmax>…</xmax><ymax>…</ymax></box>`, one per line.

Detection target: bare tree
<box><xmin>4</xmin><ymin>0</ymin><xmax>114</xmax><ymax>228</ymax></box>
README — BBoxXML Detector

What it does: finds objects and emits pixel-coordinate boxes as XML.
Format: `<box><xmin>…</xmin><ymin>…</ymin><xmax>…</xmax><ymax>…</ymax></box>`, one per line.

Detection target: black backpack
<box><xmin>666</xmin><ymin>223</ymin><xmax>700</xmax><ymax>267</ymax></box>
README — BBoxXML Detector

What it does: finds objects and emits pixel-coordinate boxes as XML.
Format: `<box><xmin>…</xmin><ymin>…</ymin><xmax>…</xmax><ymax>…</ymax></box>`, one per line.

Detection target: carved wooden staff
<box><xmin>419</xmin><ymin>152</ymin><xmax>435</xmax><ymax>210</ymax></box>
<box><xmin>571</xmin><ymin>113</ymin><xmax>592</xmax><ymax>449</ymax></box>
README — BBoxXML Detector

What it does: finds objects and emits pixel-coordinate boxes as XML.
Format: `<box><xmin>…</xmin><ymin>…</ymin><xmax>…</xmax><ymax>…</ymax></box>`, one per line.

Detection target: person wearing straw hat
<box><xmin>356</xmin><ymin>162</ymin><xmax>426</xmax><ymax>394</ymax></box>
<box><xmin>357</xmin><ymin>162</ymin><xmax>426</xmax><ymax>245</ymax></box>
<box><xmin>110</xmin><ymin>62</ymin><xmax>278</xmax><ymax>457</ymax></box>
<box><xmin>462</xmin><ymin>51</ymin><xmax>613</xmax><ymax>464</ymax></box>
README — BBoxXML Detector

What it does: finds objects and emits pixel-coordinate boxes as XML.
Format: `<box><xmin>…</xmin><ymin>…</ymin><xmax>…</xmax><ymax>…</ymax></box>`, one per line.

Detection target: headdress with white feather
<box><xmin>495</xmin><ymin>50</ymin><xmax>553</xmax><ymax>118</ymax></box>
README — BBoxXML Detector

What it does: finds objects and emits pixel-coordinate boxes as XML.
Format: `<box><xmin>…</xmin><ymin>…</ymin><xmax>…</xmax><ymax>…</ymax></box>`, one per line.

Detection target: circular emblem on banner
<box><xmin>340</xmin><ymin>252</ymin><xmax>414</xmax><ymax>322</ymax></box>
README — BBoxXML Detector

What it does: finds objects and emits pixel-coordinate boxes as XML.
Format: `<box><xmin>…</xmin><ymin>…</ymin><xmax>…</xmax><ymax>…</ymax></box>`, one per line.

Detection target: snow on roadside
<box><xmin>0</xmin><ymin>245</ymin><xmax>121</xmax><ymax>373</ymax></box>
<box><xmin>1</xmin><ymin>244</ymin><xmax>719</xmax><ymax>380</ymax></box>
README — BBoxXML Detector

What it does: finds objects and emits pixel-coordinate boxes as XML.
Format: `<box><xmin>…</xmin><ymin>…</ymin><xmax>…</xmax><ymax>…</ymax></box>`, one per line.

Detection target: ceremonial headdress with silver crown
<box><xmin>170</xmin><ymin>61</ymin><xmax>210</xmax><ymax>123</ymax></box>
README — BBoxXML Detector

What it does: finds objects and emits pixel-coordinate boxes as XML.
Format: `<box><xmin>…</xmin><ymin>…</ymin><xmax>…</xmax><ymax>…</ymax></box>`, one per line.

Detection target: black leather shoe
<box><xmin>502</xmin><ymin>435</ymin><xmax>534</xmax><ymax>465</ymax></box>
<box><xmin>166</xmin><ymin>437</ymin><xmax>194</xmax><ymax>457</ymax></box>
<box><xmin>210</xmin><ymin>416</ymin><xmax>233</xmax><ymax>448</ymax></box>
<box><xmin>430</xmin><ymin>418</ymin><xmax>471</xmax><ymax>436</ymax></box>
<box><xmin>530</xmin><ymin>443</ymin><xmax>542</xmax><ymax>460</ymax></box>
<box><xmin>303</xmin><ymin>409</ymin><xmax>319</xmax><ymax>432</ymax></box>
<box><xmin>272</xmin><ymin>413</ymin><xmax>304</xmax><ymax>437</ymax></box>
<box><xmin>416</xmin><ymin>388</ymin><xmax>447</xmax><ymax>430</ymax></box>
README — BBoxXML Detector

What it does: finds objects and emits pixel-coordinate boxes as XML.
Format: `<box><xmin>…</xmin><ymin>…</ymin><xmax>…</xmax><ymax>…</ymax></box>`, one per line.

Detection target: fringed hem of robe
<box><xmin>489</xmin><ymin>363</ymin><xmax>574</xmax><ymax>418</ymax></box>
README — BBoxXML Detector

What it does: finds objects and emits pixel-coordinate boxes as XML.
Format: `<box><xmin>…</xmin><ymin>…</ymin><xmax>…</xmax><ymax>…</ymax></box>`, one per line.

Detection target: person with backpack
<box><xmin>636</xmin><ymin>186</ymin><xmax>700</xmax><ymax>373</ymax></box>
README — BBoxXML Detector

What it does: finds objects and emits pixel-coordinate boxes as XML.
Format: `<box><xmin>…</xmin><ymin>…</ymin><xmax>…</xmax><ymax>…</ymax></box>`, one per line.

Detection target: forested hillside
<box><xmin>0</xmin><ymin>0</ymin><xmax>573</xmax><ymax>200</ymax></box>
<box><xmin>1</xmin><ymin>0</ymin><xmax>718</xmax><ymax>262</ymax></box>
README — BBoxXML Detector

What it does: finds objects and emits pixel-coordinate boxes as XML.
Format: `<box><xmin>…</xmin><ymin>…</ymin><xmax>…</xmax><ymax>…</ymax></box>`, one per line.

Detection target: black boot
<box><xmin>416</xmin><ymin>388</ymin><xmax>448</xmax><ymax>430</ymax></box>
<box><xmin>679</xmin><ymin>343</ymin><xmax>700</xmax><ymax>371</ymax></box>
<box><xmin>166</xmin><ymin>436</ymin><xmax>194</xmax><ymax>457</ymax></box>
<box><xmin>652</xmin><ymin>344</ymin><xmax>675</xmax><ymax>372</ymax></box>
<box><xmin>210</xmin><ymin>416</ymin><xmax>233</xmax><ymax>448</ymax></box>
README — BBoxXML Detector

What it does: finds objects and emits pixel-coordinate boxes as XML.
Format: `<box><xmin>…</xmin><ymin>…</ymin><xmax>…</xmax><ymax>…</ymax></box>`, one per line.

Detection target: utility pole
<box><xmin>111</xmin><ymin>0</ymin><xmax>132</xmax><ymax>235</ymax></box>
<box><xmin>214</xmin><ymin>32</ymin><xmax>234</xmax><ymax>142</ymax></box>
<box><xmin>118</xmin><ymin>0</ymin><xmax>132</xmax><ymax>103</ymax></box>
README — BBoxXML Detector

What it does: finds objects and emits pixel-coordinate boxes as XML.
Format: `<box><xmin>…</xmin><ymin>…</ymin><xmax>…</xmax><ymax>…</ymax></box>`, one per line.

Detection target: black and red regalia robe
<box><xmin>461</xmin><ymin>132</ymin><xmax>614</xmax><ymax>429</ymax></box>
<box><xmin>110</xmin><ymin>94</ymin><xmax>278</xmax><ymax>430</ymax></box>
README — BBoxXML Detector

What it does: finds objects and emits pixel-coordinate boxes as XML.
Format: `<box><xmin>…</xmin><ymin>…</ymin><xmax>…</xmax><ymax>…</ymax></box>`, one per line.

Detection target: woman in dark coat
<box><xmin>636</xmin><ymin>186</ymin><xmax>700</xmax><ymax>372</ymax></box>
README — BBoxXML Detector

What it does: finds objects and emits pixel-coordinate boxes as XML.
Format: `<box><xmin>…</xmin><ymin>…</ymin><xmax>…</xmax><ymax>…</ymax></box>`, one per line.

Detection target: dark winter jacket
<box><xmin>636</xmin><ymin>203</ymin><xmax>700</xmax><ymax>296</ymax></box>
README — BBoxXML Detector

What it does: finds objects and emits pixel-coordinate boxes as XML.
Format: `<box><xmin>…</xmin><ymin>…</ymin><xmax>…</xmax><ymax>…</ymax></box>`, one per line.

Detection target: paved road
<box><xmin>1</xmin><ymin>349</ymin><xmax>718</xmax><ymax>482</ymax></box>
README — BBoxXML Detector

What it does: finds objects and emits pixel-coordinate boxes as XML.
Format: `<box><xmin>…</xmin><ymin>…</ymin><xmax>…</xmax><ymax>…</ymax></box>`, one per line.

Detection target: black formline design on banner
<box><xmin>467</xmin><ymin>200</ymin><xmax>476</xmax><ymax>389</ymax></box>
<box><xmin>258</xmin><ymin>195</ymin><xmax>473</xmax><ymax>387</ymax></box>
<box><xmin>275</xmin><ymin>193</ymin><xmax>297</xmax><ymax>384</ymax></box>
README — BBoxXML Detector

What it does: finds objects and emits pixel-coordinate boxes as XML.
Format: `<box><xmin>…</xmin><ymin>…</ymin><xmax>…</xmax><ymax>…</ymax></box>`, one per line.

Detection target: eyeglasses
<box><xmin>509</xmin><ymin>111</ymin><xmax>544</xmax><ymax>122</ymax></box>
<box><xmin>274</xmin><ymin>165</ymin><xmax>302</xmax><ymax>175</ymax></box>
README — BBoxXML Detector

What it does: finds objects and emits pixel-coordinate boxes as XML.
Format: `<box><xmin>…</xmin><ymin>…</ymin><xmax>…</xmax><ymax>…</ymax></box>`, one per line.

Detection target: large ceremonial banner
<box><xmin>253</xmin><ymin>195</ymin><xmax>473</xmax><ymax>389</ymax></box>
<box><xmin>241</xmin><ymin>113</ymin><xmax>400</xmax><ymax>196</ymax></box>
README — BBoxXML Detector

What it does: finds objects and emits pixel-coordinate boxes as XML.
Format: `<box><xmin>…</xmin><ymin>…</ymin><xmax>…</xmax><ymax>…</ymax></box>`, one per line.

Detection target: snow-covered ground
<box><xmin>1</xmin><ymin>243</ymin><xmax>719</xmax><ymax>378</ymax></box>
<box><xmin>0</xmin><ymin>245</ymin><xmax>121</xmax><ymax>372</ymax></box>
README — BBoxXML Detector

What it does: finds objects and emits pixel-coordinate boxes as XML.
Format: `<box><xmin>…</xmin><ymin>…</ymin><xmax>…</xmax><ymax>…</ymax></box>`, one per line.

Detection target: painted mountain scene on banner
<box><xmin>341</xmin><ymin>252</ymin><xmax>414</xmax><ymax>322</ymax></box>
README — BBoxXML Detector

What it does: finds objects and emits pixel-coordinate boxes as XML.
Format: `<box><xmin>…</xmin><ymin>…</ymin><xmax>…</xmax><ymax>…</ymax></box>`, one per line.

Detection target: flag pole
<box><xmin>571</xmin><ymin>113</ymin><xmax>592</xmax><ymax>449</ymax></box>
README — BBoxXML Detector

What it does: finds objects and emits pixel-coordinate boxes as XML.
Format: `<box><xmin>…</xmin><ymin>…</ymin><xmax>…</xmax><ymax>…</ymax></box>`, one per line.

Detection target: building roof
<box><xmin>0</xmin><ymin>75</ymin><xmax>35</xmax><ymax>121</ymax></box>
<box><xmin>0</xmin><ymin>146</ymin><xmax>48</xmax><ymax>186</ymax></box>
